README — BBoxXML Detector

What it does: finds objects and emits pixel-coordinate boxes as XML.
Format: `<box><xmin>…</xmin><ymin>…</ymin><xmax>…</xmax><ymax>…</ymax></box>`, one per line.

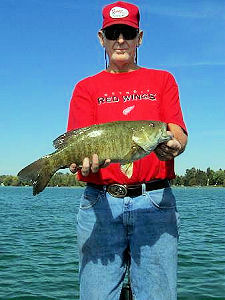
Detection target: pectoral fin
<box><xmin>132</xmin><ymin>130</ymin><xmax>151</xmax><ymax>152</ymax></box>
<box><xmin>120</xmin><ymin>163</ymin><xmax>133</xmax><ymax>178</ymax></box>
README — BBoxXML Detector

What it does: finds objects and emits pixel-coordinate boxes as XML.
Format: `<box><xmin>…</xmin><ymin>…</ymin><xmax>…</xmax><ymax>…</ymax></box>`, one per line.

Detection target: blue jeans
<box><xmin>77</xmin><ymin>185</ymin><xmax>179</xmax><ymax>300</ymax></box>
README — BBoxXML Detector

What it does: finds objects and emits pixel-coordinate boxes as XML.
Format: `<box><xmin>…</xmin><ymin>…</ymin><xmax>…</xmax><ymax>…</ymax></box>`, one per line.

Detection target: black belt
<box><xmin>87</xmin><ymin>179</ymin><xmax>170</xmax><ymax>198</ymax></box>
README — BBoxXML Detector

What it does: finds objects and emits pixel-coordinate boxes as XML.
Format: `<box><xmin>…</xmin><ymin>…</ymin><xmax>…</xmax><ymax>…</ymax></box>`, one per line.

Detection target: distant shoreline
<box><xmin>1</xmin><ymin>167</ymin><xmax>225</xmax><ymax>188</ymax></box>
<box><xmin>0</xmin><ymin>184</ymin><xmax>224</xmax><ymax>189</ymax></box>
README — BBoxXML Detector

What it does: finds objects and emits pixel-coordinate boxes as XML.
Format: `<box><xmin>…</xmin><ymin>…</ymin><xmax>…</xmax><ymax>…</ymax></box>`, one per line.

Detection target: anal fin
<box><xmin>120</xmin><ymin>163</ymin><xmax>133</xmax><ymax>178</ymax></box>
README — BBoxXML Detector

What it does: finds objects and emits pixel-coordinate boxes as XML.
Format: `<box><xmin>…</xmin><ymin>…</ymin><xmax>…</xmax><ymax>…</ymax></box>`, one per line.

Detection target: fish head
<box><xmin>132</xmin><ymin>121</ymin><xmax>172</xmax><ymax>153</ymax></box>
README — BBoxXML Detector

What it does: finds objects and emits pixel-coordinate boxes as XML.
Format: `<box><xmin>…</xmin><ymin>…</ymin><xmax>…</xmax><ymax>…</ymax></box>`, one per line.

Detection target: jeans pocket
<box><xmin>79</xmin><ymin>186</ymin><xmax>101</xmax><ymax>210</ymax></box>
<box><xmin>147</xmin><ymin>187</ymin><xmax>176</xmax><ymax>209</ymax></box>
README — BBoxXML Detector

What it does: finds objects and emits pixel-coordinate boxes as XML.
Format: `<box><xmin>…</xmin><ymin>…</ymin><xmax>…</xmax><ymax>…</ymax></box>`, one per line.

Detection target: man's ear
<box><xmin>98</xmin><ymin>31</ymin><xmax>105</xmax><ymax>47</ymax></box>
<box><xmin>137</xmin><ymin>30</ymin><xmax>143</xmax><ymax>47</ymax></box>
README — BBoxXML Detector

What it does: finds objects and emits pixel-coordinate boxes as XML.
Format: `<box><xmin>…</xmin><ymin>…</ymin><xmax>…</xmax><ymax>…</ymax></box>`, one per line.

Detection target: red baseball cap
<box><xmin>102</xmin><ymin>1</ymin><xmax>140</xmax><ymax>29</ymax></box>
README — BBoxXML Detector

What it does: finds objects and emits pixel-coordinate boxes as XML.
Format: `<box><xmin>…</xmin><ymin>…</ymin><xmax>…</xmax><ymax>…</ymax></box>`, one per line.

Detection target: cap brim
<box><xmin>102</xmin><ymin>20</ymin><xmax>139</xmax><ymax>29</ymax></box>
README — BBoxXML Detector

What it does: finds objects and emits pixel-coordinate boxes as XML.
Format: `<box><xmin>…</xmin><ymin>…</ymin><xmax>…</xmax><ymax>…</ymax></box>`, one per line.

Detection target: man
<box><xmin>68</xmin><ymin>2</ymin><xmax>187</xmax><ymax>300</ymax></box>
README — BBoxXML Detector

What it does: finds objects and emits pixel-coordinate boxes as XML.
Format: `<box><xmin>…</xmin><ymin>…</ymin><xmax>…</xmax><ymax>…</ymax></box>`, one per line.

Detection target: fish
<box><xmin>18</xmin><ymin>120</ymin><xmax>172</xmax><ymax>195</ymax></box>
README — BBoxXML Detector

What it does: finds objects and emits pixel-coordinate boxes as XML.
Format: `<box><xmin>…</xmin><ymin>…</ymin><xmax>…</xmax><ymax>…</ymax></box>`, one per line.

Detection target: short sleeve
<box><xmin>160</xmin><ymin>72</ymin><xmax>187</xmax><ymax>133</ymax></box>
<box><xmin>67</xmin><ymin>79</ymin><xmax>95</xmax><ymax>131</ymax></box>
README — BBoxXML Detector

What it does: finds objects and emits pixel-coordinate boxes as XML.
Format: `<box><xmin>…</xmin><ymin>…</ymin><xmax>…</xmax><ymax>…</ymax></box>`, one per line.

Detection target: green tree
<box><xmin>184</xmin><ymin>168</ymin><xmax>197</xmax><ymax>186</ymax></box>
<box><xmin>2</xmin><ymin>176</ymin><xmax>20</xmax><ymax>186</ymax></box>
<box><xmin>172</xmin><ymin>175</ymin><xmax>184</xmax><ymax>186</ymax></box>
<box><xmin>213</xmin><ymin>169</ymin><xmax>225</xmax><ymax>186</ymax></box>
<box><xmin>206</xmin><ymin>167</ymin><xmax>215</xmax><ymax>185</ymax></box>
<box><xmin>196</xmin><ymin>169</ymin><xmax>208</xmax><ymax>186</ymax></box>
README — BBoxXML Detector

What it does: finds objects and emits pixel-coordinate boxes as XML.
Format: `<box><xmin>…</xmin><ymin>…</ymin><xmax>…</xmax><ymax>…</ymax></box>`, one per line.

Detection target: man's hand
<box><xmin>155</xmin><ymin>131</ymin><xmax>182</xmax><ymax>161</ymax></box>
<box><xmin>69</xmin><ymin>154</ymin><xmax>111</xmax><ymax>176</ymax></box>
<box><xmin>155</xmin><ymin>123</ymin><xmax>187</xmax><ymax>161</ymax></box>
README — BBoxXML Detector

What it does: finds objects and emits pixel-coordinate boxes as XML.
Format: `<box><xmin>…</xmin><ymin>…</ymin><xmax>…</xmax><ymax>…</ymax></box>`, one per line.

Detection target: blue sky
<box><xmin>0</xmin><ymin>0</ymin><xmax>225</xmax><ymax>175</ymax></box>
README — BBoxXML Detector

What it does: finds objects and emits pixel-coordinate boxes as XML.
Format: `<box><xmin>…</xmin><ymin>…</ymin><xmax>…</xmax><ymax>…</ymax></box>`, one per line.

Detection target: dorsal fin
<box><xmin>53</xmin><ymin>127</ymin><xmax>89</xmax><ymax>150</ymax></box>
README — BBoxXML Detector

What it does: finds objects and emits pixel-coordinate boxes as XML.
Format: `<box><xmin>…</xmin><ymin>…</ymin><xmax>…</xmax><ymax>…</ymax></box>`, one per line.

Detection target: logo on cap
<box><xmin>110</xmin><ymin>6</ymin><xmax>129</xmax><ymax>19</ymax></box>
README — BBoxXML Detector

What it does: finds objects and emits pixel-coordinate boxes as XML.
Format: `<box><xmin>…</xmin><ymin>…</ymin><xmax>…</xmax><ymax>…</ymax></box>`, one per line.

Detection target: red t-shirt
<box><xmin>67</xmin><ymin>68</ymin><xmax>187</xmax><ymax>185</ymax></box>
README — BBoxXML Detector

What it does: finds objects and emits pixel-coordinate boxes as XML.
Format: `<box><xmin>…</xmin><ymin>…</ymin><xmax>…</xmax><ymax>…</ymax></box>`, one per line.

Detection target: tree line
<box><xmin>0</xmin><ymin>167</ymin><xmax>225</xmax><ymax>187</ymax></box>
<box><xmin>172</xmin><ymin>167</ymin><xmax>225</xmax><ymax>186</ymax></box>
<box><xmin>0</xmin><ymin>172</ymin><xmax>84</xmax><ymax>187</ymax></box>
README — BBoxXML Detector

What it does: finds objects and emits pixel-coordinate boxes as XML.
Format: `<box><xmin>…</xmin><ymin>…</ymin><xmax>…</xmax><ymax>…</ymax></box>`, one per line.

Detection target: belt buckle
<box><xmin>107</xmin><ymin>184</ymin><xmax>127</xmax><ymax>198</ymax></box>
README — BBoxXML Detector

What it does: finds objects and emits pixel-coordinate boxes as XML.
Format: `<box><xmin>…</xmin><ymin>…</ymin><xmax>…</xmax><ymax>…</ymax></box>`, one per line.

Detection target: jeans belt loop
<box><xmin>141</xmin><ymin>183</ymin><xmax>146</xmax><ymax>195</ymax></box>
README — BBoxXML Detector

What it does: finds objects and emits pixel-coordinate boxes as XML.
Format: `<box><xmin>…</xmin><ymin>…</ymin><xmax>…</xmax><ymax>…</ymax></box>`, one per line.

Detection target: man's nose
<box><xmin>117</xmin><ymin>33</ymin><xmax>125</xmax><ymax>43</ymax></box>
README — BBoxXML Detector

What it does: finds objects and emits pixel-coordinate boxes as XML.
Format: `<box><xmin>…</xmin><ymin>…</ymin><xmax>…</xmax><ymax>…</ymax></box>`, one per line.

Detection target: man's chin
<box><xmin>111</xmin><ymin>53</ymin><xmax>130</xmax><ymax>62</ymax></box>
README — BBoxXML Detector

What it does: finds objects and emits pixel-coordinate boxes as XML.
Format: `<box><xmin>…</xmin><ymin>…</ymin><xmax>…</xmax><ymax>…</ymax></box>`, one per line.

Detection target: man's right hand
<box><xmin>69</xmin><ymin>154</ymin><xmax>111</xmax><ymax>176</ymax></box>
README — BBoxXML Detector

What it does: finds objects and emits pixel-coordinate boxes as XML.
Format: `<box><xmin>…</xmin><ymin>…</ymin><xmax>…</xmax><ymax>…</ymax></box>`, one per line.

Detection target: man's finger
<box><xmin>91</xmin><ymin>154</ymin><xmax>99</xmax><ymax>173</ymax></box>
<box><xmin>155</xmin><ymin>146</ymin><xmax>175</xmax><ymax>161</ymax></box>
<box><xmin>166</xmin><ymin>139</ymin><xmax>181</xmax><ymax>150</ymax></box>
<box><xmin>101</xmin><ymin>159</ymin><xmax>111</xmax><ymax>168</ymax></box>
<box><xmin>81</xmin><ymin>157</ymin><xmax>90</xmax><ymax>176</ymax></box>
<box><xmin>69</xmin><ymin>163</ymin><xmax>77</xmax><ymax>173</ymax></box>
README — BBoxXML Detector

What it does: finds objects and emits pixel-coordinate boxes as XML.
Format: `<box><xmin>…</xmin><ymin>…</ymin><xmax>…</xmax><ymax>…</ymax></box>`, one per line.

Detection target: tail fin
<box><xmin>18</xmin><ymin>157</ymin><xmax>57</xmax><ymax>196</ymax></box>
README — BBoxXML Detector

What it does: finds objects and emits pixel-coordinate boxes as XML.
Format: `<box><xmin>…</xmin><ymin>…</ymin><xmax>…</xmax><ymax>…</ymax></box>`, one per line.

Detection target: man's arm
<box><xmin>154</xmin><ymin>123</ymin><xmax>187</xmax><ymax>161</ymax></box>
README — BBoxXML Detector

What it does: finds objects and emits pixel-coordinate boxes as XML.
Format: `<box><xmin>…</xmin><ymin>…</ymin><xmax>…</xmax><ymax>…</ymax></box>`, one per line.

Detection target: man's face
<box><xmin>99</xmin><ymin>25</ymin><xmax>142</xmax><ymax>65</ymax></box>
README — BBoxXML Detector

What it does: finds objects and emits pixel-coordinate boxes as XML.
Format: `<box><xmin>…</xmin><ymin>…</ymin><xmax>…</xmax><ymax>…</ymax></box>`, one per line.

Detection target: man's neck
<box><xmin>106</xmin><ymin>62</ymin><xmax>140</xmax><ymax>73</ymax></box>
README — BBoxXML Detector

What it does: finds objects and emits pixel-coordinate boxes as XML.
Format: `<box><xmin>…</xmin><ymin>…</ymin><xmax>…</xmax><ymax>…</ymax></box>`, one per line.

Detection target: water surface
<box><xmin>0</xmin><ymin>186</ymin><xmax>224</xmax><ymax>299</ymax></box>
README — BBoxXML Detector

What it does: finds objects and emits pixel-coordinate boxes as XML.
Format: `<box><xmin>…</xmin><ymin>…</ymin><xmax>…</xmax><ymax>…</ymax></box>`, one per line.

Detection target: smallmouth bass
<box><xmin>18</xmin><ymin>120</ymin><xmax>171</xmax><ymax>195</ymax></box>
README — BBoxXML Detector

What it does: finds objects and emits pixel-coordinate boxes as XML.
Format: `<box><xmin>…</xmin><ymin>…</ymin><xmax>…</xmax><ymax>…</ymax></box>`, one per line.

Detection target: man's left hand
<box><xmin>154</xmin><ymin>131</ymin><xmax>182</xmax><ymax>161</ymax></box>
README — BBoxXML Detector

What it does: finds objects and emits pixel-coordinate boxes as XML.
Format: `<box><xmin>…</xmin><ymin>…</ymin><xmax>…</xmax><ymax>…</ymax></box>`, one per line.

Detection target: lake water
<box><xmin>0</xmin><ymin>186</ymin><xmax>224</xmax><ymax>300</ymax></box>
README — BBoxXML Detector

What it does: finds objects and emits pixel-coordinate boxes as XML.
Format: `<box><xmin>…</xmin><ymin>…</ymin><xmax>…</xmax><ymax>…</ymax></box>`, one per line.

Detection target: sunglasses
<box><xmin>103</xmin><ymin>25</ymin><xmax>139</xmax><ymax>40</ymax></box>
